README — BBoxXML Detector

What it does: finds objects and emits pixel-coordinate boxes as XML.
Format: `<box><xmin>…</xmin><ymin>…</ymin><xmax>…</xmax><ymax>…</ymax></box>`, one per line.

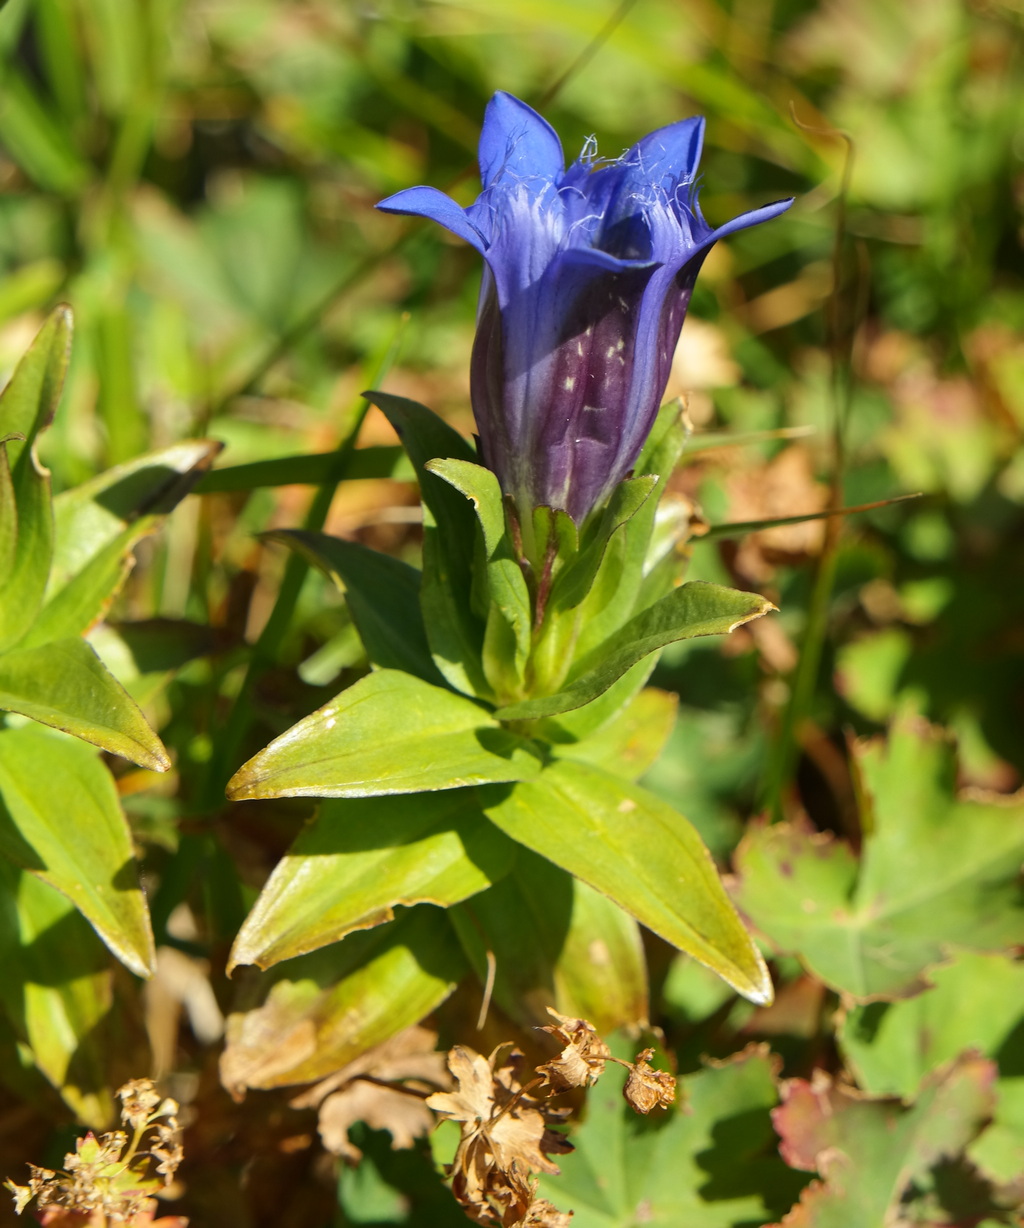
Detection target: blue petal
<box><xmin>478</xmin><ymin>92</ymin><xmax>564</xmax><ymax>192</ymax></box>
<box><xmin>699</xmin><ymin>197</ymin><xmax>795</xmax><ymax>246</ymax></box>
<box><xmin>626</xmin><ymin>115</ymin><xmax>705</xmax><ymax>198</ymax></box>
<box><xmin>376</xmin><ymin>186</ymin><xmax>488</xmax><ymax>254</ymax></box>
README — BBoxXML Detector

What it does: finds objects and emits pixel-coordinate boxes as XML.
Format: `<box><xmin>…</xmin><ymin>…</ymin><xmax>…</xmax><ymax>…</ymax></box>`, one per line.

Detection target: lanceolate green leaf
<box><xmin>49</xmin><ymin>438</ymin><xmax>222</xmax><ymax>594</ymax></box>
<box><xmin>481</xmin><ymin>760</ymin><xmax>772</xmax><ymax>1005</ymax></box>
<box><xmin>262</xmin><ymin>529</ymin><xmax>441</xmax><ymax>682</ymax></box>
<box><xmin>0</xmin><ymin>724</ymin><xmax>155</xmax><ymax>978</ymax></box>
<box><xmin>193</xmin><ymin>444</ymin><xmax>412</xmax><ymax>493</ymax></box>
<box><xmin>0</xmin><ymin>305</ymin><xmax>71</xmax><ymax>468</ymax></box>
<box><xmin>452</xmin><ymin>850</ymin><xmax>648</xmax><ymax>1034</ymax></box>
<box><xmin>0</xmin><ymin>860</ymin><xmax>116</xmax><ymax>1128</ymax></box>
<box><xmin>427</xmin><ymin>458</ymin><xmax>532</xmax><ymax>699</ymax></box>
<box><xmin>0</xmin><ymin>439</ymin><xmax>16</xmax><ymax>580</ymax></box>
<box><xmin>220</xmin><ymin>907</ymin><xmax>465</xmax><ymax>1095</ymax></box>
<box><xmin>366</xmin><ymin>392</ymin><xmax>488</xmax><ymax>697</ymax></box>
<box><xmin>0</xmin><ymin>637</ymin><xmax>170</xmax><ymax>771</ymax></box>
<box><xmin>0</xmin><ymin>443</ymin><xmax>52</xmax><ymax>651</ymax></box>
<box><xmin>497</xmin><ymin>582</ymin><xmax>774</xmax><ymax>721</ymax></box>
<box><xmin>228</xmin><ymin>790</ymin><xmax>517</xmax><ymax>972</ymax></box>
<box><xmin>552</xmin><ymin>686</ymin><xmax>678</xmax><ymax>781</ymax></box>
<box><xmin>226</xmin><ymin>669</ymin><xmax>543</xmax><ymax>801</ymax></box>
<box><xmin>18</xmin><ymin>519</ymin><xmax>157</xmax><ymax>648</ymax></box>
<box><xmin>0</xmin><ymin>307</ymin><xmax>71</xmax><ymax>649</ymax></box>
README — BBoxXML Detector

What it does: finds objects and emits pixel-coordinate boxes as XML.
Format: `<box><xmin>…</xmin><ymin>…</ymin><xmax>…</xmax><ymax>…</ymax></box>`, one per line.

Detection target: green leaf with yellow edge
<box><xmin>496</xmin><ymin>582</ymin><xmax>773</xmax><ymax>721</ymax></box>
<box><xmin>220</xmin><ymin>906</ymin><xmax>464</xmax><ymax>1095</ymax></box>
<box><xmin>0</xmin><ymin>637</ymin><xmax>170</xmax><ymax>771</ymax></box>
<box><xmin>731</xmin><ymin>714</ymin><xmax>1024</xmax><ymax>1001</ymax></box>
<box><xmin>770</xmin><ymin>1055</ymin><xmax>997</xmax><ymax>1227</ymax></box>
<box><xmin>551</xmin><ymin>686</ymin><xmax>678</xmax><ymax>781</ymax></box>
<box><xmin>262</xmin><ymin>529</ymin><xmax>441</xmax><ymax>683</ymax></box>
<box><xmin>427</xmin><ymin>458</ymin><xmax>532</xmax><ymax>702</ymax></box>
<box><xmin>481</xmin><ymin>760</ymin><xmax>772</xmax><ymax>1005</ymax></box>
<box><xmin>838</xmin><ymin>951</ymin><xmax>1024</xmax><ymax>1099</ymax></box>
<box><xmin>537</xmin><ymin>1043</ymin><xmax>804</xmax><ymax>1227</ymax></box>
<box><xmin>0</xmin><ymin>724</ymin><xmax>155</xmax><ymax>978</ymax></box>
<box><xmin>226</xmin><ymin>669</ymin><xmax>543</xmax><ymax>801</ymax></box>
<box><xmin>228</xmin><ymin>790</ymin><xmax>517</xmax><ymax>972</ymax></box>
<box><xmin>0</xmin><ymin>860</ymin><xmax>117</xmax><ymax>1128</ymax></box>
<box><xmin>366</xmin><ymin>392</ymin><xmax>487</xmax><ymax>698</ymax></box>
<box><xmin>451</xmin><ymin>849</ymin><xmax>648</xmax><ymax>1035</ymax></box>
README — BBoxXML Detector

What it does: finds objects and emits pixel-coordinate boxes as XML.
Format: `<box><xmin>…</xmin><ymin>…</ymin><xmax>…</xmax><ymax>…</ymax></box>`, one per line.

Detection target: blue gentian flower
<box><xmin>378</xmin><ymin>92</ymin><xmax>793</xmax><ymax>525</ymax></box>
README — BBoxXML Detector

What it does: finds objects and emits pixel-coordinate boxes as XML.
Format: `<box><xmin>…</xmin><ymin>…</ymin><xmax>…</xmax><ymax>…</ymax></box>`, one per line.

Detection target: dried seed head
<box><xmin>537</xmin><ymin>1011</ymin><xmax>611</xmax><ymax>1093</ymax></box>
<box><xmin>622</xmin><ymin>1049</ymin><xmax>676</xmax><ymax>1115</ymax></box>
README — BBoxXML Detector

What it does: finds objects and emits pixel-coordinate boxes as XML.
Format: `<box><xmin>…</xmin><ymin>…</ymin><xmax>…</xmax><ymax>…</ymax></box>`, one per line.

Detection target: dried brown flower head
<box><xmin>428</xmin><ymin>1045</ymin><xmax>573</xmax><ymax>1226</ymax></box>
<box><xmin>536</xmin><ymin>1011</ymin><xmax>611</xmax><ymax>1094</ymax></box>
<box><xmin>621</xmin><ymin>1049</ymin><xmax>676</xmax><ymax>1115</ymax></box>
<box><xmin>5</xmin><ymin>1079</ymin><xmax>185</xmax><ymax>1225</ymax></box>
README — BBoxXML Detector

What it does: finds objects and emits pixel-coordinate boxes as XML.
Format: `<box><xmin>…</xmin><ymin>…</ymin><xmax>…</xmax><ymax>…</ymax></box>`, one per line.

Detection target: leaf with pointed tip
<box><xmin>365</xmin><ymin>392</ymin><xmax>487</xmax><ymax>697</ymax></box>
<box><xmin>0</xmin><ymin>860</ymin><xmax>117</xmax><ymax>1128</ymax></box>
<box><xmin>451</xmin><ymin>850</ymin><xmax>648</xmax><ymax>1034</ymax></box>
<box><xmin>496</xmin><ymin>582</ymin><xmax>774</xmax><ymax>721</ymax></box>
<box><xmin>0</xmin><ymin>304</ymin><xmax>71</xmax><ymax>466</ymax></box>
<box><xmin>0</xmin><ymin>637</ymin><xmax>170</xmax><ymax>771</ymax></box>
<box><xmin>427</xmin><ymin>458</ymin><xmax>532</xmax><ymax>700</ymax></box>
<box><xmin>0</xmin><ymin>724</ymin><xmax>155</xmax><ymax>978</ymax></box>
<box><xmin>0</xmin><ymin>439</ymin><xmax>16</xmax><ymax>579</ymax></box>
<box><xmin>228</xmin><ymin>790</ymin><xmax>517</xmax><ymax>972</ymax></box>
<box><xmin>262</xmin><ymin>529</ymin><xmax>441</xmax><ymax>683</ymax></box>
<box><xmin>481</xmin><ymin>760</ymin><xmax>772</xmax><ymax>1005</ymax></box>
<box><xmin>48</xmin><ymin>439</ymin><xmax>222</xmax><ymax>593</ymax></box>
<box><xmin>18</xmin><ymin>519</ymin><xmax>157</xmax><ymax>648</ymax></box>
<box><xmin>226</xmin><ymin>669</ymin><xmax>542</xmax><ymax>801</ymax></box>
<box><xmin>220</xmin><ymin>907</ymin><xmax>465</xmax><ymax>1094</ymax></box>
<box><xmin>0</xmin><ymin>443</ymin><xmax>52</xmax><ymax>651</ymax></box>
<box><xmin>193</xmin><ymin>444</ymin><xmax>411</xmax><ymax>493</ymax></box>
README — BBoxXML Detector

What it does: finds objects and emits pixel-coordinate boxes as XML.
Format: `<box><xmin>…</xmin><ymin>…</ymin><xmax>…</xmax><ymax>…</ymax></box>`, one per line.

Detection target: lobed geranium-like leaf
<box><xmin>226</xmin><ymin>668</ymin><xmax>543</xmax><ymax>801</ymax></box>
<box><xmin>537</xmin><ymin>1043</ymin><xmax>805</xmax><ymax>1227</ymax></box>
<box><xmin>731</xmin><ymin>713</ymin><xmax>1024</xmax><ymax>1001</ymax></box>
<box><xmin>481</xmin><ymin>760</ymin><xmax>772</xmax><ymax>1005</ymax></box>
<box><xmin>228</xmin><ymin>790</ymin><xmax>518</xmax><ymax>972</ymax></box>
<box><xmin>769</xmin><ymin>1055</ymin><xmax>997</xmax><ymax>1227</ymax></box>
<box><xmin>0</xmin><ymin>637</ymin><xmax>170</xmax><ymax>770</ymax></box>
<box><xmin>366</xmin><ymin>392</ymin><xmax>488</xmax><ymax>698</ymax></box>
<box><xmin>0</xmin><ymin>860</ymin><xmax>117</xmax><ymax>1128</ymax></box>
<box><xmin>496</xmin><ymin>582</ymin><xmax>773</xmax><ymax>721</ymax></box>
<box><xmin>451</xmin><ymin>849</ymin><xmax>649</xmax><ymax>1034</ymax></box>
<box><xmin>839</xmin><ymin>950</ymin><xmax>1024</xmax><ymax>1099</ymax></box>
<box><xmin>261</xmin><ymin>528</ymin><xmax>441</xmax><ymax>682</ymax></box>
<box><xmin>0</xmin><ymin>724</ymin><xmax>155</xmax><ymax>978</ymax></box>
<box><xmin>220</xmin><ymin>907</ymin><xmax>465</xmax><ymax>1095</ymax></box>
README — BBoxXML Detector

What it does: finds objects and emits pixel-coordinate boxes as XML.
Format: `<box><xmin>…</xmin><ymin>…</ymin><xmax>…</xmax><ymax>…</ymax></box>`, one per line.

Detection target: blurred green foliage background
<box><xmin>0</xmin><ymin>0</ymin><xmax>1022</xmax><ymax>1223</ymax></box>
